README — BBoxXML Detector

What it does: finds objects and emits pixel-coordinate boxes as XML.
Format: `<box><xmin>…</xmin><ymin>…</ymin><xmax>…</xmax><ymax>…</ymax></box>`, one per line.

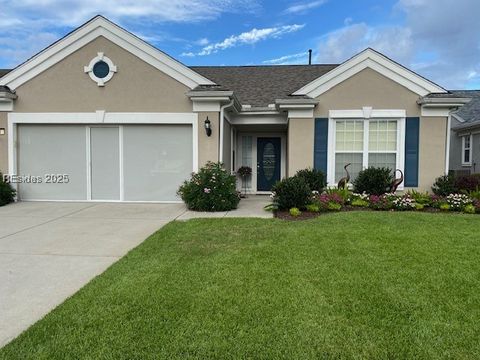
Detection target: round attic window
<box><xmin>92</xmin><ymin>60</ymin><xmax>110</xmax><ymax>79</ymax></box>
<box><xmin>84</xmin><ymin>52</ymin><xmax>117</xmax><ymax>86</ymax></box>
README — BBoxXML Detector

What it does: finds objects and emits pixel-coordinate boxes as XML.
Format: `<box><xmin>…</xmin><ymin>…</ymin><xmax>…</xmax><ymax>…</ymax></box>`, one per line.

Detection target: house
<box><xmin>448</xmin><ymin>90</ymin><xmax>480</xmax><ymax>175</ymax></box>
<box><xmin>0</xmin><ymin>16</ymin><xmax>470</xmax><ymax>202</ymax></box>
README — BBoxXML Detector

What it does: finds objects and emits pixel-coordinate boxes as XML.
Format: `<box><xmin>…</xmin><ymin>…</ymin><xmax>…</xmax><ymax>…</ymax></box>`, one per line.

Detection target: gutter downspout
<box><xmin>219</xmin><ymin>99</ymin><xmax>234</xmax><ymax>164</ymax></box>
<box><xmin>445</xmin><ymin>113</ymin><xmax>451</xmax><ymax>174</ymax></box>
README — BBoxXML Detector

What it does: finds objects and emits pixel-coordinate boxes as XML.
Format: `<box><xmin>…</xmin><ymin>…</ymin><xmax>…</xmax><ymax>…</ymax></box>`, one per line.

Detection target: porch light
<box><xmin>0</xmin><ymin>128</ymin><xmax>5</xmax><ymax>136</ymax></box>
<box><xmin>204</xmin><ymin>117</ymin><xmax>212</xmax><ymax>137</ymax></box>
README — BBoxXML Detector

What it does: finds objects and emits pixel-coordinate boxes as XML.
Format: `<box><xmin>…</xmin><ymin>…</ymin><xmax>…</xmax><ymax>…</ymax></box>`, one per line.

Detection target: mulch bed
<box><xmin>274</xmin><ymin>206</ymin><xmax>444</xmax><ymax>221</ymax></box>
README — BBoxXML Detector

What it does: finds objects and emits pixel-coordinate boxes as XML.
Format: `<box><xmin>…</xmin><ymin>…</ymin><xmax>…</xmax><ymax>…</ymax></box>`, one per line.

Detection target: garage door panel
<box><xmin>18</xmin><ymin>125</ymin><xmax>87</xmax><ymax>200</ymax></box>
<box><xmin>123</xmin><ymin>125</ymin><xmax>192</xmax><ymax>201</ymax></box>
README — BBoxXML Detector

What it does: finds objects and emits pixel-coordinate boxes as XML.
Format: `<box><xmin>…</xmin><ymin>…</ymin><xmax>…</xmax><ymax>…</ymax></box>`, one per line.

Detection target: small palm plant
<box><xmin>237</xmin><ymin>166</ymin><xmax>252</xmax><ymax>198</ymax></box>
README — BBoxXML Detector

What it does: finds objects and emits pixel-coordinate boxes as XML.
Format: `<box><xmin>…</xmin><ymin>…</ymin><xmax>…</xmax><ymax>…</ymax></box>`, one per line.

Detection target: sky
<box><xmin>0</xmin><ymin>0</ymin><xmax>479</xmax><ymax>89</ymax></box>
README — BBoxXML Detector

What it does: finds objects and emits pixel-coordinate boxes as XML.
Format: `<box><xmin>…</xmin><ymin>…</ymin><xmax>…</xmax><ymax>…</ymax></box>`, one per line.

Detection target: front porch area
<box><xmin>228</xmin><ymin>123</ymin><xmax>287</xmax><ymax>194</ymax></box>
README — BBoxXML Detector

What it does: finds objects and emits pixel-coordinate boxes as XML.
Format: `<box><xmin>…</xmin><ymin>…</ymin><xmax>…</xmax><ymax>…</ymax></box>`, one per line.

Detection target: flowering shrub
<box><xmin>313</xmin><ymin>192</ymin><xmax>345</xmax><ymax>211</ymax></box>
<box><xmin>177</xmin><ymin>162</ymin><xmax>240</xmax><ymax>211</ymax></box>
<box><xmin>392</xmin><ymin>195</ymin><xmax>416</xmax><ymax>211</ymax></box>
<box><xmin>445</xmin><ymin>193</ymin><xmax>472</xmax><ymax>211</ymax></box>
<box><xmin>368</xmin><ymin>194</ymin><xmax>393</xmax><ymax>210</ymax></box>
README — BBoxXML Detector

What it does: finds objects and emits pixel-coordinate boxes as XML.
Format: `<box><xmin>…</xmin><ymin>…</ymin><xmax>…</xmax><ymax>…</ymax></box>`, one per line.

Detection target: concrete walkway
<box><xmin>177</xmin><ymin>195</ymin><xmax>272</xmax><ymax>220</ymax></box>
<box><xmin>0</xmin><ymin>197</ymin><xmax>271</xmax><ymax>347</ymax></box>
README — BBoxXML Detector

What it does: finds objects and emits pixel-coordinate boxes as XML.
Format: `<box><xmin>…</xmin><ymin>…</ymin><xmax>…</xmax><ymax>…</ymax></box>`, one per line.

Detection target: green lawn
<box><xmin>2</xmin><ymin>213</ymin><xmax>480</xmax><ymax>359</ymax></box>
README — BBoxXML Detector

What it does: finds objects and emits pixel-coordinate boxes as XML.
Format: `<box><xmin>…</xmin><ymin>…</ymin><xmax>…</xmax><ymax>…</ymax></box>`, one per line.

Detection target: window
<box><xmin>84</xmin><ymin>52</ymin><xmax>117</xmax><ymax>86</ymax></box>
<box><xmin>334</xmin><ymin>119</ymin><xmax>399</xmax><ymax>183</ymax></box>
<box><xmin>92</xmin><ymin>61</ymin><xmax>110</xmax><ymax>79</ymax></box>
<box><xmin>462</xmin><ymin>134</ymin><xmax>472</xmax><ymax>166</ymax></box>
<box><xmin>241</xmin><ymin>136</ymin><xmax>253</xmax><ymax>188</ymax></box>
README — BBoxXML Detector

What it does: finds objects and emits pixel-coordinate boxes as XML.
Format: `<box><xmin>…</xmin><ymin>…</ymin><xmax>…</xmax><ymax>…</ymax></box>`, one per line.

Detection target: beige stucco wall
<box><xmin>314</xmin><ymin>68</ymin><xmax>421</xmax><ymax>117</ymax></box>
<box><xmin>287</xmin><ymin>68</ymin><xmax>447</xmax><ymax>190</ymax></box>
<box><xmin>0</xmin><ymin>112</ymin><xmax>7</xmax><ymax>174</ymax></box>
<box><xmin>417</xmin><ymin>116</ymin><xmax>447</xmax><ymax>191</ymax></box>
<box><xmin>197</xmin><ymin>112</ymin><xmax>219</xmax><ymax>167</ymax></box>
<box><xmin>287</xmin><ymin>118</ymin><xmax>314</xmax><ymax>176</ymax></box>
<box><xmin>13</xmin><ymin>36</ymin><xmax>192</xmax><ymax>113</ymax></box>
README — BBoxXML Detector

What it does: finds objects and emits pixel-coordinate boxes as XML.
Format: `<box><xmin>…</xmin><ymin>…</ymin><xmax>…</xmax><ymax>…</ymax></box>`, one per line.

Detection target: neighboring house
<box><xmin>0</xmin><ymin>16</ymin><xmax>470</xmax><ymax>202</ymax></box>
<box><xmin>448</xmin><ymin>90</ymin><xmax>480</xmax><ymax>175</ymax></box>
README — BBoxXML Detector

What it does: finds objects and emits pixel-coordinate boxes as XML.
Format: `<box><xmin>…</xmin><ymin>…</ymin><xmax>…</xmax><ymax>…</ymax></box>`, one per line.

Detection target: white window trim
<box><xmin>7</xmin><ymin>111</ymin><xmax>198</xmax><ymax>203</ymax></box>
<box><xmin>461</xmin><ymin>134</ymin><xmax>473</xmax><ymax>166</ymax></box>
<box><xmin>327</xmin><ymin>108</ymin><xmax>406</xmax><ymax>190</ymax></box>
<box><xmin>84</xmin><ymin>52</ymin><xmax>117</xmax><ymax>86</ymax></box>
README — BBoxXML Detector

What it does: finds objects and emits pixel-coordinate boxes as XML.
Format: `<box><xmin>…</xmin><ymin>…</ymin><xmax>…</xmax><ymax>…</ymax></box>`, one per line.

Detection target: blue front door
<box><xmin>257</xmin><ymin>137</ymin><xmax>281</xmax><ymax>191</ymax></box>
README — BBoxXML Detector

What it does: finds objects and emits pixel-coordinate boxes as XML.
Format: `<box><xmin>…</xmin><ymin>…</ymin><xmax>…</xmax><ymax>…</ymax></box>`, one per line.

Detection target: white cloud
<box><xmin>314</xmin><ymin>0</ymin><xmax>480</xmax><ymax>89</ymax></box>
<box><xmin>316</xmin><ymin>23</ymin><xmax>413</xmax><ymax>65</ymax></box>
<box><xmin>186</xmin><ymin>24</ymin><xmax>305</xmax><ymax>56</ymax></box>
<box><xmin>263</xmin><ymin>52</ymin><xmax>308</xmax><ymax>65</ymax></box>
<box><xmin>0</xmin><ymin>0</ymin><xmax>260</xmax><ymax>27</ymax></box>
<box><xmin>195</xmin><ymin>38</ymin><xmax>209</xmax><ymax>46</ymax></box>
<box><xmin>283</xmin><ymin>0</ymin><xmax>328</xmax><ymax>14</ymax></box>
<box><xmin>0</xmin><ymin>0</ymin><xmax>260</xmax><ymax>67</ymax></box>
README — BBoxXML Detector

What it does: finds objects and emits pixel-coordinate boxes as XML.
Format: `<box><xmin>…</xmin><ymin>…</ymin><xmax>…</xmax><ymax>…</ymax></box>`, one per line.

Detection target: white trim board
<box><xmin>293</xmin><ymin>48</ymin><xmax>446</xmax><ymax>98</ymax></box>
<box><xmin>0</xmin><ymin>16</ymin><xmax>215</xmax><ymax>90</ymax></box>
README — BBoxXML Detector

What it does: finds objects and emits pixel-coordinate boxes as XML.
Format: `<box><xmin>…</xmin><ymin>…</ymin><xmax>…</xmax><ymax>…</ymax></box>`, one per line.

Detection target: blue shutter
<box><xmin>314</xmin><ymin>118</ymin><xmax>328</xmax><ymax>176</ymax></box>
<box><xmin>404</xmin><ymin>117</ymin><xmax>419</xmax><ymax>187</ymax></box>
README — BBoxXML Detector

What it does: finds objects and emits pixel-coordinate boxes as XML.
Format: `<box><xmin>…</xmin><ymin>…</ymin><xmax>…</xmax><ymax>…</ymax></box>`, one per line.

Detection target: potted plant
<box><xmin>237</xmin><ymin>166</ymin><xmax>252</xmax><ymax>198</ymax></box>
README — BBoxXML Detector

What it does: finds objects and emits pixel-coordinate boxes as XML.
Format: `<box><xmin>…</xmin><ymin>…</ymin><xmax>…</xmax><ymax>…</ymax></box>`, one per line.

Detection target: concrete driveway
<box><xmin>0</xmin><ymin>201</ymin><xmax>186</xmax><ymax>347</ymax></box>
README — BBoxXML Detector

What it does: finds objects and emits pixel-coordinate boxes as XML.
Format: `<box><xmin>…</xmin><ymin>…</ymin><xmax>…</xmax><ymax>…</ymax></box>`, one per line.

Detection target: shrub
<box><xmin>295</xmin><ymin>168</ymin><xmax>326</xmax><ymax>192</ymax></box>
<box><xmin>432</xmin><ymin>174</ymin><xmax>456</xmax><ymax>196</ymax></box>
<box><xmin>327</xmin><ymin>202</ymin><xmax>342</xmax><ymax>211</ymax></box>
<box><xmin>353</xmin><ymin>167</ymin><xmax>393</xmax><ymax>195</ymax></box>
<box><xmin>407</xmin><ymin>190</ymin><xmax>432</xmax><ymax>207</ymax></box>
<box><xmin>0</xmin><ymin>173</ymin><xmax>16</xmax><ymax>206</ymax></box>
<box><xmin>455</xmin><ymin>174</ymin><xmax>480</xmax><ymax>192</ymax></box>
<box><xmin>466</xmin><ymin>189</ymin><xmax>480</xmax><ymax>201</ymax></box>
<box><xmin>289</xmin><ymin>207</ymin><xmax>302</xmax><ymax>217</ymax></box>
<box><xmin>439</xmin><ymin>203</ymin><xmax>450</xmax><ymax>211</ymax></box>
<box><xmin>271</xmin><ymin>176</ymin><xmax>311</xmax><ymax>210</ymax></box>
<box><xmin>463</xmin><ymin>204</ymin><xmax>476</xmax><ymax>214</ymax></box>
<box><xmin>177</xmin><ymin>162</ymin><xmax>240</xmax><ymax>211</ymax></box>
<box><xmin>445</xmin><ymin>193</ymin><xmax>472</xmax><ymax>211</ymax></box>
<box><xmin>415</xmin><ymin>203</ymin><xmax>425</xmax><ymax>211</ymax></box>
<box><xmin>306</xmin><ymin>204</ymin><xmax>320</xmax><ymax>212</ymax></box>
<box><xmin>351</xmin><ymin>198</ymin><xmax>369</xmax><ymax>207</ymax></box>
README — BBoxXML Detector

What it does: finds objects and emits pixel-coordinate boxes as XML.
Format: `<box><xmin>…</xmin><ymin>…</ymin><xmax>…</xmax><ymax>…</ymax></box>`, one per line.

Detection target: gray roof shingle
<box><xmin>190</xmin><ymin>64</ymin><xmax>338</xmax><ymax>107</ymax></box>
<box><xmin>450</xmin><ymin>90</ymin><xmax>480</xmax><ymax>124</ymax></box>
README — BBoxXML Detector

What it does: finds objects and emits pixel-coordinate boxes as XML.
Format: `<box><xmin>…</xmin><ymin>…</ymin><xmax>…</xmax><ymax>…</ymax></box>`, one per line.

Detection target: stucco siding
<box><xmin>417</xmin><ymin>116</ymin><xmax>447</xmax><ymax>191</ymax></box>
<box><xmin>287</xmin><ymin>118</ymin><xmax>314</xmax><ymax>176</ymax></box>
<box><xmin>314</xmin><ymin>68</ymin><xmax>421</xmax><ymax>117</ymax></box>
<box><xmin>13</xmin><ymin>36</ymin><xmax>192</xmax><ymax>113</ymax></box>
<box><xmin>0</xmin><ymin>113</ymin><xmax>7</xmax><ymax>174</ymax></box>
<box><xmin>197</xmin><ymin>112</ymin><xmax>219</xmax><ymax>167</ymax></box>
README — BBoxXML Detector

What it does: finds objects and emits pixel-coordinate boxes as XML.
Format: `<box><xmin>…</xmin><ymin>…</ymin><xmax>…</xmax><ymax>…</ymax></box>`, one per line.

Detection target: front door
<box><xmin>257</xmin><ymin>137</ymin><xmax>281</xmax><ymax>191</ymax></box>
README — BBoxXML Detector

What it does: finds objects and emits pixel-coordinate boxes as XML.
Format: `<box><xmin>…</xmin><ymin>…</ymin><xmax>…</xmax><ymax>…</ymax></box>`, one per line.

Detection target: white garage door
<box><xmin>17</xmin><ymin>124</ymin><xmax>193</xmax><ymax>201</ymax></box>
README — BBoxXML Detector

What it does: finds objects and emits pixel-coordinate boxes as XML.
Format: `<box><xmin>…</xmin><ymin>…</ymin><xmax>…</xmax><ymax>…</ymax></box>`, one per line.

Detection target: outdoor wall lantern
<box><xmin>204</xmin><ymin>117</ymin><xmax>212</xmax><ymax>137</ymax></box>
<box><xmin>0</xmin><ymin>128</ymin><xmax>5</xmax><ymax>136</ymax></box>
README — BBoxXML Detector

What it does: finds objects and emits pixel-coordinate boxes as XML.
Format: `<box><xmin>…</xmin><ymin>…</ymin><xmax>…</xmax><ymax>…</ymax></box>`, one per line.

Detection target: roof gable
<box><xmin>293</xmin><ymin>48</ymin><xmax>446</xmax><ymax>98</ymax></box>
<box><xmin>0</xmin><ymin>16</ymin><xmax>215</xmax><ymax>90</ymax></box>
